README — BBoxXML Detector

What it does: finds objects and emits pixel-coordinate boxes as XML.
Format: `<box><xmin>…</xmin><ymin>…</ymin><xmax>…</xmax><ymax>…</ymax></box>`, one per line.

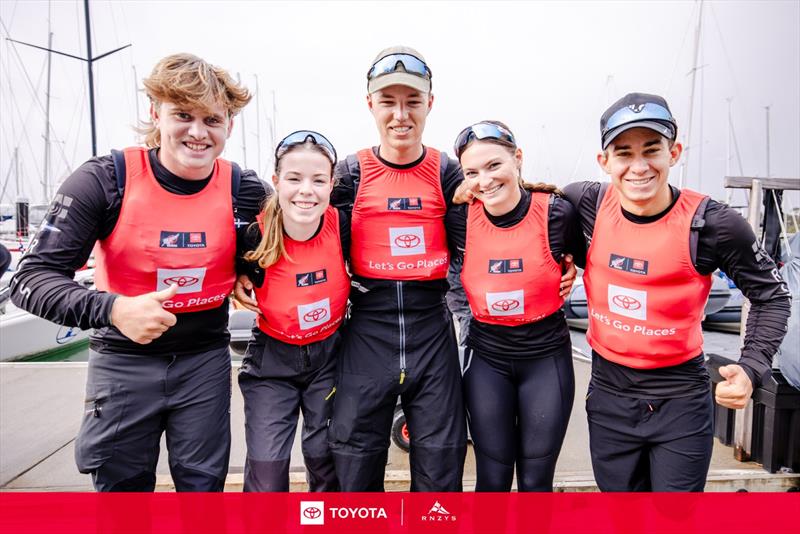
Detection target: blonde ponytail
<box><xmin>243</xmin><ymin>194</ymin><xmax>292</xmax><ymax>268</ymax></box>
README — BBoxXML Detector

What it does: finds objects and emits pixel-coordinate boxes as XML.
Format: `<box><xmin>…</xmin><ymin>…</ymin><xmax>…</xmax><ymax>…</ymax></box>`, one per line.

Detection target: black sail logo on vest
<box><xmin>159</xmin><ymin>231</ymin><xmax>207</xmax><ymax>248</ymax></box>
<box><xmin>387</xmin><ymin>197</ymin><xmax>423</xmax><ymax>211</ymax></box>
<box><xmin>488</xmin><ymin>259</ymin><xmax>524</xmax><ymax>274</ymax></box>
<box><xmin>609</xmin><ymin>253</ymin><xmax>649</xmax><ymax>275</ymax></box>
<box><xmin>296</xmin><ymin>269</ymin><xmax>328</xmax><ymax>287</ymax></box>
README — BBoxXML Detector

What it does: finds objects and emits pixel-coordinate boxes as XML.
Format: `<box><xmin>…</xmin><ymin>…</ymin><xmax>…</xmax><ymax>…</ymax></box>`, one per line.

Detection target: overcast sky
<box><xmin>1</xmin><ymin>0</ymin><xmax>798</xmax><ymax>207</ymax></box>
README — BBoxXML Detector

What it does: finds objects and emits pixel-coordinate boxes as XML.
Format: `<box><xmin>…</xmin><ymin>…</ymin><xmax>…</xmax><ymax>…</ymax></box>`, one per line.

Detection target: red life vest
<box><xmin>95</xmin><ymin>147</ymin><xmax>236</xmax><ymax>313</ymax></box>
<box><xmin>461</xmin><ymin>193</ymin><xmax>564</xmax><ymax>325</ymax></box>
<box><xmin>253</xmin><ymin>206</ymin><xmax>350</xmax><ymax>345</ymax></box>
<box><xmin>584</xmin><ymin>186</ymin><xmax>712</xmax><ymax>369</ymax></box>
<box><xmin>350</xmin><ymin>147</ymin><xmax>449</xmax><ymax>280</ymax></box>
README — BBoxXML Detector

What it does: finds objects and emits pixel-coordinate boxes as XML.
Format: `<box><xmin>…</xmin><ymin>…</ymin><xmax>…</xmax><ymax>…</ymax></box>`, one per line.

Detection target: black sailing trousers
<box><xmin>328</xmin><ymin>302</ymin><xmax>467</xmax><ymax>491</ymax></box>
<box><xmin>462</xmin><ymin>343</ymin><xmax>574</xmax><ymax>491</ymax></box>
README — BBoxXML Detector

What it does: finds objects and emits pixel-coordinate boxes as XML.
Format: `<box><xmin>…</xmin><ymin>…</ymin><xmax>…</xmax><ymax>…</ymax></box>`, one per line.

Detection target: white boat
<box><xmin>0</xmin><ymin>268</ymin><xmax>94</xmax><ymax>362</ymax></box>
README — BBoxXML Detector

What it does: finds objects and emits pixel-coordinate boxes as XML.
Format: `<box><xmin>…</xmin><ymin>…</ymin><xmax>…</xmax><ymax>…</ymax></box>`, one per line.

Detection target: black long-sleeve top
<box><xmin>10</xmin><ymin>148</ymin><xmax>269</xmax><ymax>356</ymax></box>
<box><xmin>448</xmin><ymin>187</ymin><xmax>581</xmax><ymax>358</ymax></box>
<box><xmin>564</xmin><ymin>181</ymin><xmax>791</xmax><ymax>395</ymax></box>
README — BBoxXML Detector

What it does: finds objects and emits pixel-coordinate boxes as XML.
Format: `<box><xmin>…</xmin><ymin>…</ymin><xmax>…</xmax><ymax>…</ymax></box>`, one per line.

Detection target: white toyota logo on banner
<box><xmin>300</xmin><ymin>501</ymin><xmax>325</xmax><ymax>525</ymax></box>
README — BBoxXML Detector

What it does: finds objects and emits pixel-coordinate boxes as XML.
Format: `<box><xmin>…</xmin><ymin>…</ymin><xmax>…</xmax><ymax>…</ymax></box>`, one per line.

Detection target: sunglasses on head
<box><xmin>275</xmin><ymin>130</ymin><xmax>337</xmax><ymax>164</ymax></box>
<box><xmin>602</xmin><ymin>103</ymin><xmax>676</xmax><ymax>138</ymax></box>
<box><xmin>454</xmin><ymin>122</ymin><xmax>516</xmax><ymax>158</ymax></box>
<box><xmin>367</xmin><ymin>53</ymin><xmax>432</xmax><ymax>82</ymax></box>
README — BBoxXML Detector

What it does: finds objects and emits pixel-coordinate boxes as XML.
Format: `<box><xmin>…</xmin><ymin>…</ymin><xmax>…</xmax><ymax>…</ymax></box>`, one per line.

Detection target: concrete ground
<box><xmin>1</xmin><ymin>329</ymin><xmax>798</xmax><ymax>492</ymax></box>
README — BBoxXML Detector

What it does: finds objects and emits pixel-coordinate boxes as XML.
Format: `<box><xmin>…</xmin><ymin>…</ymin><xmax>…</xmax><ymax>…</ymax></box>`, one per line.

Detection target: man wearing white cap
<box><xmin>327</xmin><ymin>46</ymin><xmax>467</xmax><ymax>491</ymax></box>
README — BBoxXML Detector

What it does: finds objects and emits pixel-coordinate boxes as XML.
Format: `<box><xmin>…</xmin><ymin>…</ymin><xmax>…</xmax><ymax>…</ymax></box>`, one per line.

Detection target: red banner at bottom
<box><xmin>1</xmin><ymin>492</ymin><xmax>797</xmax><ymax>533</ymax></box>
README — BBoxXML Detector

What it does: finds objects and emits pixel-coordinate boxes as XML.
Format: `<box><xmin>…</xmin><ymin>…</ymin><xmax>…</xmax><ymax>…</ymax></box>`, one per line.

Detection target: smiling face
<box><xmin>459</xmin><ymin>140</ymin><xmax>523</xmax><ymax>216</ymax></box>
<box><xmin>151</xmin><ymin>100</ymin><xmax>232</xmax><ymax>180</ymax></box>
<box><xmin>273</xmin><ymin>146</ymin><xmax>334</xmax><ymax>240</ymax></box>
<box><xmin>367</xmin><ymin>85</ymin><xmax>433</xmax><ymax>164</ymax></box>
<box><xmin>597</xmin><ymin>127</ymin><xmax>682</xmax><ymax>216</ymax></box>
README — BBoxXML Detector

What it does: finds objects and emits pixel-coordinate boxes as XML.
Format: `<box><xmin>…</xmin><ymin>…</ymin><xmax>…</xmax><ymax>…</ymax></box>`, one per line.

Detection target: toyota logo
<box><xmin>491</xmin><ymin>299</ymin><xmax>520</xmax><ymax>312</ymax></box>
<box><xmin>163</xmin><ymin>276</ymin><xmax>199</xmax><ymax>287</ymax></box>
<box><xmin>304</xmin><ymin>308</ymin><xmax>328</xmax><ymax>322</ymax></box>
<box><xmin>394</xmin><ymin>234</ymin><xmax>420</xmax><ymax>248</ymax></box>
<box><xmin>303</xmin><ymin>507</ymin><xmax>321</xmax><ymax>519</ymax></box>
<box><xmin>612</xmin><ymin>294</ymin><xmax>641</xmax><ymax>310</ymax></box>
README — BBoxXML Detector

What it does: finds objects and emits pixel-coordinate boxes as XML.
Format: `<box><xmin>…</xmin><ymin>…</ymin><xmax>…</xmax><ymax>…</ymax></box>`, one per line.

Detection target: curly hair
<box><xmin>139</xmin><ymin>53</ymin><xmax>252</xmax><ymax>147</ymax></box>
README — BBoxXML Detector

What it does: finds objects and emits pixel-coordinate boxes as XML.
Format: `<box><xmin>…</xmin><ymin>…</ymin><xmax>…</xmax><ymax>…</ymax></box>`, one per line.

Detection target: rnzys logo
<box><xmin>421</xmin><ymin>500</ymin><xmax>457</xmax><ymax>522</ymax></box>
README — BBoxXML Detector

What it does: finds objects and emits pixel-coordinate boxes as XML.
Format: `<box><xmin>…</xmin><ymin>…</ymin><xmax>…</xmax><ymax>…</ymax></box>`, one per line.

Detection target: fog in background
<box><xmin>2</xmin><ymin>0</ymin><xmax>798</xmax><ymax>209</ymax></box>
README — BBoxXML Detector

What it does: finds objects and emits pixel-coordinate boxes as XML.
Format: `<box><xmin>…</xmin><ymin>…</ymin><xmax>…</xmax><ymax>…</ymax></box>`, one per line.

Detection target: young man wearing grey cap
<box><xmin>326</xmin><ymin>46</ymin><xmax>467</xmax><ymax>491</ymax></box>
<box><xmin>563</xmin><ymin>92</ymin><xmax>790</xmax><ymax>491</ymax></box>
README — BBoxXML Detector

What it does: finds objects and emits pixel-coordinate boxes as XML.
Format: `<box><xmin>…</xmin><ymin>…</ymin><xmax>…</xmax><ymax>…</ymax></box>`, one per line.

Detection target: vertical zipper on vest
<box><xmin>396</xmin><ymin>281</ymin><xmax>406</xmax><ymax>384</ymax></box>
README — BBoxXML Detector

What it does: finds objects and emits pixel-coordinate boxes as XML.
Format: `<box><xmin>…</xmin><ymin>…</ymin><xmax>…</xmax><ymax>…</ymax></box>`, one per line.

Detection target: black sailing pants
<box><xmin>462</xmin><ymin>343</ymin><xmax>574</xmax><ymax>491</ymax></box>
<box><xmin>74</xmin><ymin>346</ymin><xmax>231</xmax><ymax>492</ymax></box>
<box><xmin>328</xmin><ymin>303</ymin><xmax>467</xmax><ymax>491</ymax></box>
<box><xmin>586</xmin><ymin>384</ymin><xmax>714</xmax><ymax>491</ymax></box>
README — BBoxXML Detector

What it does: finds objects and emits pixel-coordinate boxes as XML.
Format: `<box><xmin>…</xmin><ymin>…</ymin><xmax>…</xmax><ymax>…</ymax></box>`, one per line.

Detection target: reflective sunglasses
<box><xmin>367</xmin><ymin>53</ymin><xmax>432</xmax><ymax>81</ymax></box>
<box><xmin>275</xmin><ymin>130</ymin><xmax>337</xmax><ymax>164</ymax></box>
<box><xmin>454</xmin><ymin>122</ymin><xmax>516</xmax><ymax>158</ymax></box>
<box><xmin>601</xmin><ymin>102</ymin><xmax>676</xmax><ymax>139</ymax></box>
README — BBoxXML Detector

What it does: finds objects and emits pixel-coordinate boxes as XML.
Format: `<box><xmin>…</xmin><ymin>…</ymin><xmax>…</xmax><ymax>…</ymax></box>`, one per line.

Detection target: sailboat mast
<box><xmin>255</xmin><ymin>74</ymin><xmax>261</xmax><ymax>177</ymax></box>
<box><xmin>764</xmin><ymin>105</ymin><xmax>771</xmax><ymax>178</ymax></box>
<box><xmin>83</xmin><ymin>0</ymin><xmax>98</xmax><ymax>156</ymax></box>
<box><xmin>238</xmin><ymin>72</ymin><xmax>247</xmax><ymax>167</ymax></box>
<box><xmin>133</xmin><ymin>65</ymin><xmax>140</xmax><ymax>124</ymax></box>
<box><xmin>681</xmin><ymin>0</ymin><xmax>703</xmax><ymax>189</ymax></box>
<box><xmin>43</xmin><ymin>31</ymin><xmax>53</xmax><ymax>203</ymax></box>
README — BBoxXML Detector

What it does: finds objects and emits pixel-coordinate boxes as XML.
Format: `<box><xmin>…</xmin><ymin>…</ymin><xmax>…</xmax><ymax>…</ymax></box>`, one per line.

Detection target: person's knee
<box><xmin>243</xmin><ymin>457</ymin><xmax>290</xmax><ymax>492</ymax></box>
<box><xmin>170</xmin><ymin>463</ymin><xmax>226</xmax><ymax>492</ymax></box>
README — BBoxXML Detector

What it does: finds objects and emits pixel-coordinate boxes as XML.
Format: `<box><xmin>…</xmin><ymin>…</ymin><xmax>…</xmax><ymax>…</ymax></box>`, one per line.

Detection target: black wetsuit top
<box><xmin>564</xmin><ymin>181</ymin><xmax>791</xmax><ymax>396</ymax></box>
<box><xmin>449</xmin><ymin>187</ymin><xmax>581</xmax><ymax>358</ymax></box>
<box><xmin>10</xmin><ymin>149</ymin><xmax>269</xmax><ymax>356</ymax></box>
<box><xmin>331</xmin><ymin>146</ymin><xmax>463</xmax><ymax>311</ymax></box>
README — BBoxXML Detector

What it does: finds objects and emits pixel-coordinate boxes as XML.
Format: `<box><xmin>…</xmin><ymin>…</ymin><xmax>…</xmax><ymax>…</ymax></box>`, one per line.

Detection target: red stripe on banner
<box><xmin>1</xmin><ymin>492</ymin><xmax>798</xmax><ymax>534</ymax></box>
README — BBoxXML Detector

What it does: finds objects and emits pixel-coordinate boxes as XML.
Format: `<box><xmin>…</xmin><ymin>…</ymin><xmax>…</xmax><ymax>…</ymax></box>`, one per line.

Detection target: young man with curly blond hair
<box><xmin>11</xmin><ymin>53</ymin><xmax>268</xmax><ymax>491</ymax></box>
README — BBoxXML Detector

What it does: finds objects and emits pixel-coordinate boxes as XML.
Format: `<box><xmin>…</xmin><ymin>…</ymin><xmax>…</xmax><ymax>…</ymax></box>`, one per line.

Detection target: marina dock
<box><xmin>2</xmin><ymin>330</ymin><xmax>798</xmax><ymax>492</ymax></box>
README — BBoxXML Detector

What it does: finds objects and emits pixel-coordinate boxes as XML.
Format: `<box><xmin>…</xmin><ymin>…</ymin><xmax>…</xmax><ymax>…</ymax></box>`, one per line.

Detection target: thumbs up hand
<box><xmin>110</xmin><ymin>284</ymin><xmax>179</xmax><ymax>344</ymax></box>
<box><xmin>715</xmin><ymin>364</ymin><xmax>754</xmax><ymax>410</ymax></box>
